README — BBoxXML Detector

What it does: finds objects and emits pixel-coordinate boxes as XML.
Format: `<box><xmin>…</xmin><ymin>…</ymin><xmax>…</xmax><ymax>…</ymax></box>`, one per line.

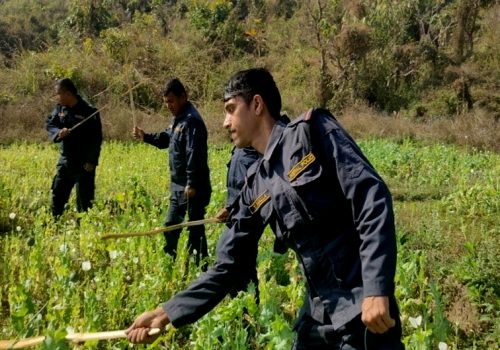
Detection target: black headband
<box><xmin>223</xmin><ymin>89</ymin><xmax>252</xmax><ymax>102</ymax></box>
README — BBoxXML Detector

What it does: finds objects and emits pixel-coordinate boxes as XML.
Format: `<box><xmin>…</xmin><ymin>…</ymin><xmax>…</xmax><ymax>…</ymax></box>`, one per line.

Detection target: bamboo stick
<box><xmin>66</xmin><ymin>327</ymin><xmax>160</xmax><ymax>342</ymax></box>
<box><xmin>0</xmin><ymin>336</ymin><xmax>45</xmax><ymax>349</ymax></box>
<box><xmin>0</xmin><ymin>328</ymin><xmax>160</xmax><ymax>349</ymax></box>
<box><xmin>101</xmin><ymin>217</ymin><xmax>221</xmax><ymax>240</ymax></box>
<box><xmin>55</xmin><ymin>81</ymin><xmax>144</xmax><ymax>141</ymax></box>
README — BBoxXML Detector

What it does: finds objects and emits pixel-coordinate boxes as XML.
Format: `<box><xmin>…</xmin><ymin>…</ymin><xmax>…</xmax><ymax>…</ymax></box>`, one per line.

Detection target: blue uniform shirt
<box><xmin>46</xmin><ymin>96</ymin><xmax>102</xmax><ymax>167</ymax></box>
<box><xmin>163</xmin><ymin>109</ymin><xmax>397</xmax><ymax>330</ymax></box>
<box><xmin>143</xmin><ymin>102</ymin><xmax>211</xmax><ymax>196</ymax></box>
<box><xmin>225</xmin><ymin>146</ymin><xmax>261</xmax><ymax>210</ymax></box>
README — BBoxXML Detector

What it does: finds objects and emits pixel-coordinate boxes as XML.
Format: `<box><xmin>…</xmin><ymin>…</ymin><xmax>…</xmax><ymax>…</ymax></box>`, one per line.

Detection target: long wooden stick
<box><xmin>71</xmin><ymin>81</ymin><xmax>143</xmax><ymax>131</ymax></box>
<box><xmin>130</xmin><ymin>86</ymin><xmax>137</xmax><ymax>127</ymax></box>
<box><xmin>128</xmin><ymin>68</ymin><xmax>137</xmax><ymax>128</ymax></box>
<box><xmin>67</xmin><ymin>327</ymin><xmax>160</xmax><ymax>342</ymax></box>
<box><xmin>101</xmin><ymin>217</ymin><xmax>221</xmax><ymax>240</ymax></box>
<box><xmin>0</xmin><ymin>336</ymin><xmax>45</xmax><ymax>349</ymax></box>
<box><xmin>0</xmin><ymin>328</ymin><xmax>160</xmax><ymax>349</ymax></box>
<box><xmin>55</xmin><ymin>81</ymin><xmax>144</xmax><ymax>141</ymax></box>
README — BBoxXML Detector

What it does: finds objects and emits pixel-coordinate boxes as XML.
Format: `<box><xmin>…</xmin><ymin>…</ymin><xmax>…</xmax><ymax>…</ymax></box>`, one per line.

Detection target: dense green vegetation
<box><xmin>1</xmin><ymin>141</ymin><xmax>498</xmax><ymax>349</ymax></box>
<box><xmin>0</xmin><ymin>1</ymin><xmax>498</xmax><ymax>349</ymax></box>
<box><xmin>0</xmin><ymin>0</ymin><xmax>498</xmax><ymax>150</ymax></box>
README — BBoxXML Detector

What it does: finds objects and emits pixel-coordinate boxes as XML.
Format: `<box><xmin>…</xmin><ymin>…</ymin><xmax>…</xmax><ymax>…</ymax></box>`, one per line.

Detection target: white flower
<box><xmin>408</xmin><ymin>315</ymin><xmax>422</xmax><ymax>328</ymax></box>
<box><xmin>109</xmin><ymin>250</ymin><xmax>118</xmax><ymax>260</ymax></box>
<box><xmin>125</xmin><ymin>275</ymin><xmax>131</xmax><ymax>281</ymax></box>
<box><xmin>438</xmin><ymin>342</ymin><xmax>448</xmax><ymax>350</ymax></box>
<box><xmin>59</xmin><ymin>243</ymin><xmax>68</xmax><ymax>253</ymax></box>
<box><xmin>16</xmin><ymin>226</ymin><xmax>21</xmax><ymax>232</ymax></box>
<box><xmin>139</xmin><ymin>282</ymin><xmax>146</xmax><ymax>289</ymax></box>
<box><xmin>81</xmin><ymin>261</ymin><xmax>92</xmax><ymax>271</ymax></box>
<box><xmin>66</xmin><ymin>326</ymin><xmax>75</xmax><ymax>335</ymax></box>
<box><xmin>9</xmin><ymin>212</ymin><xmax>16</xmax><ymax>220</ymax></box>
<box><xmin>132</xmin><ymin>257</ymin><xmax>139</xmax><ymax>264</ymax></box>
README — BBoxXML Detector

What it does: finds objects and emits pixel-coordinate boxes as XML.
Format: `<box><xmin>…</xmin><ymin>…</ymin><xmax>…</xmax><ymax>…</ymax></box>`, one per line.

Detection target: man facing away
<box><xmin>126</xmin><ymin>68</ymin><xmax>404</xmax><ymax>350</ymax></box>
<box><xmin>215</xmin><ymin>145</ymin><xmax>261</xmax><ymax>301</ymax></box>
<box><xmin>133</xmin><ymin>78</ymin><xmax>211</xmax><ymax>268</ymax></box>
<box><xmin>46</xmin><ymin>78</ymin><xmax>102</xmax><ymax>218</ymax></box>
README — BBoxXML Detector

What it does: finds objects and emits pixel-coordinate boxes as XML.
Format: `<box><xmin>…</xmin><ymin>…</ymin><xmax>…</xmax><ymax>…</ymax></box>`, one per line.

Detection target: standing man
<box><xmin>133</xmin><ymin>78</ymin><xmax>211</xmax><ymax>268</ymax></box>
<box><xmin>215</xmin><ymin>146</ymin><xmax>261</xmax><ymax>301</ymax></box>
<box><xmin>126</xmin><ymin>68</ymin><xmax>404</xmax><ymax>349</ymax></box>
<box><xmin>46</xmin><ymin>78</ymin><xmax>102</xmax><ymax>218</ymax></box>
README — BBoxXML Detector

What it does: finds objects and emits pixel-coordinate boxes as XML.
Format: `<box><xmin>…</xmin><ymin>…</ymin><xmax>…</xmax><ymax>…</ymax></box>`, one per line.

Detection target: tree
<box><xmin>453</xmin><ymin>0</ymin><xmax>481</xmax><ymax>63</ymax></box>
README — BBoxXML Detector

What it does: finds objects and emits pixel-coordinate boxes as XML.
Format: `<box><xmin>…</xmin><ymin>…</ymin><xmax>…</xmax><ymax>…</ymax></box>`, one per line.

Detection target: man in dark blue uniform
<box><xmin>216</xmin><ymin>146</ymin><xmax>261</xmax><ymax>300</ymax></box>
<box><xmin>133</xmin><ymin>78</ymin><xmax>211</xmax><ymax>268</ymax></box>
<box><xmin>126</xmin><ymin>68</ymin><xmax>404</xmax><ymax>349</ymax></box>
<box><xmin>216</xmin><ymin>146</ymin><xmax>260</xmax><ymax>223</ymax></box>
<box><xmin>46</xmin><ymin>78</ymin><xmax>102</xmax><ymax>218</ymax></box>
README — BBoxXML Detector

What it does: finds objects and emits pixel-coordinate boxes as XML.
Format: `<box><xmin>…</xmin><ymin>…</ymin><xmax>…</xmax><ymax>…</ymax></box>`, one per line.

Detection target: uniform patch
<box><xmin>288</xmin><ymin>152</ymin><xmax>316</xmax><ymax>181</ymax></box>
<box><xmin>249</xmin><ymin>191</ymin><xmax>270</xmax><ymax>214</ymax></box>
<box><xmin>75</xmin><ymin>114</ymin><xmax>85</xmax><ymax>120</ymax></box>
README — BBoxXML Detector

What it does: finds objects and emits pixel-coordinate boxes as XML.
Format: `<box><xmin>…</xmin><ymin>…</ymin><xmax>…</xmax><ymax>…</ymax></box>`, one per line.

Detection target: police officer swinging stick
<box><xmin>55</xmin><ymin>81</ymin><xmax>144</xmax><ymax>141</ymax></box>
<box><xmin>104</xmin><ymin>74</ymin><xmax>223</xmax><ymax>241</ymax></box>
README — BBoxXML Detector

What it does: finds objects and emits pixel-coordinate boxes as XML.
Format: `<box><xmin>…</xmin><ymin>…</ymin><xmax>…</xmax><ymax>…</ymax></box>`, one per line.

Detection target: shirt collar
<box><xmin>174</xmin><ymin>101</ymin><xmax>193</xmax><ymax>120</ymax></box>
<box><xmin>261</xmin><ymin>120</ymin><xmax>286</xmax><ymax>173</ymax></box>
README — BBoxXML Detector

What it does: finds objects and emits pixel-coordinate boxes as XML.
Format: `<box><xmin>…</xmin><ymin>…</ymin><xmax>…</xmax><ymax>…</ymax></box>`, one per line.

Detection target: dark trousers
<box><xmin>51</xmin><ymin>163</ymin><xmax>95</xmax><ymax>217</ymax></box>
<box><xmin>163</xmin><ymin>189</ymin><xmax>209</xmax><ymax>268</ymax></box>
<box><xmin>228</xmin><ymin>266</ymin><xmax>260</xmax><ymax>304</ymax></box>
<box><xmin>292</xmin><ymin>304</ymin><xmax>404</xmax><ymax>350</ymax></box>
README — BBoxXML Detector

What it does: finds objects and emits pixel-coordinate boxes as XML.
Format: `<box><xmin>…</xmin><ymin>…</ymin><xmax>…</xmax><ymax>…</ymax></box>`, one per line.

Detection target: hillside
<box><xmin>0</xmin><ymin>0</ymin><xmax>498</xmax><ymax>150</ymax></box>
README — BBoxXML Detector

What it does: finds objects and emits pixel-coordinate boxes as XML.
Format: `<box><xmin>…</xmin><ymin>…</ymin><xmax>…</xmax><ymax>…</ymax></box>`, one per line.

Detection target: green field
<box><xmin>1</xmin><ymin>140</ymin><xmax>498</xmax><ymax>349</ymax></box>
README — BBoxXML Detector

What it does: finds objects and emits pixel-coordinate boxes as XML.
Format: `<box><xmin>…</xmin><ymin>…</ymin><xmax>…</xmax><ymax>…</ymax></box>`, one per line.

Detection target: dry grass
<box><xmin>1</xmin><ymin>97</ymin><xmax>498</xmax><ymax>152</ymax></box>
<box><xmin>338</xmin><ymin>104</ymin><xmax>500</xmax><ymax>152</ymax></box>
<box><xmin>0</xmin><ymin>98</ymin><xmax>52</xmax><ymax>144</ymax></box>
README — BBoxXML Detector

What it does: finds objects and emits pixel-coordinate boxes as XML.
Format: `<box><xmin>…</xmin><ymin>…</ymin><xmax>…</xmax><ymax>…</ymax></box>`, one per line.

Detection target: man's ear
<box><xmin>304</xmin><ymin>108</ymin><xmax>314</xmax><ymax>121</ymax></box>
<box><xmin>253</xmin><ymin>94</ymin><xmax>265</xmax><ymax>116</ymax></box>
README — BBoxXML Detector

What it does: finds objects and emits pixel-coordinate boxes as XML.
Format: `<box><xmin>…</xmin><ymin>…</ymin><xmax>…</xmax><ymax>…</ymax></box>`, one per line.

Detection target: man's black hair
<box><xmin>223</xmin><ymin>68</ymin><xmax>282</xmax><ymax>120</ymax></box>
<box><xmin>56</xmin><ymin>78</ymin><xmax>78</xmax><ymax>95</ymax></box>
<box><xmin>163</xmin><ymin>78</ymin><xmax>187</xmax><ymax>97</ymax></box>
